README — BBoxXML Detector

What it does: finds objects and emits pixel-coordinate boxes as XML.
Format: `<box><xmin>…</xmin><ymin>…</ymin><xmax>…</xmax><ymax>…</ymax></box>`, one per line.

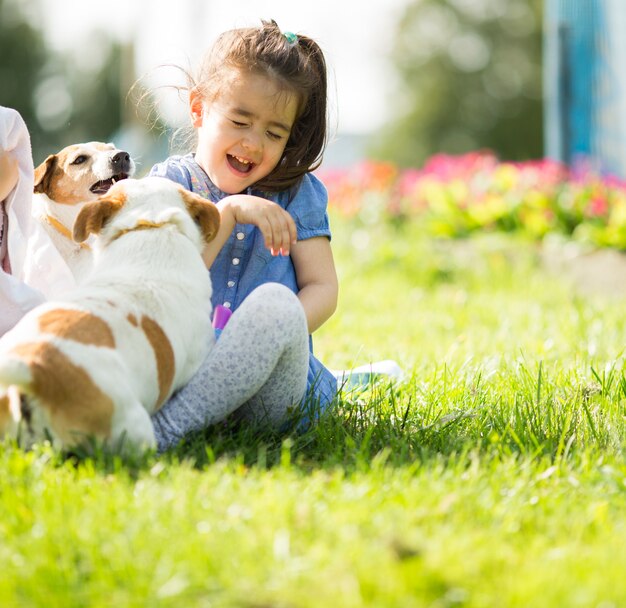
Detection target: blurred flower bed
<box><xmin>320</xmin><ymin>151</ymin><xmax>626</xmax><ymax>250</ymax></box>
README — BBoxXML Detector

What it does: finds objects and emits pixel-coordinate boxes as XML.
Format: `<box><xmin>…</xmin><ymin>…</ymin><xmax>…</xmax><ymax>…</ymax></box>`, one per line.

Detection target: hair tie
<box><xmin>283</xmin><ymin>31</ymin><xmax>298</xmax><ymax>45</ymax></box>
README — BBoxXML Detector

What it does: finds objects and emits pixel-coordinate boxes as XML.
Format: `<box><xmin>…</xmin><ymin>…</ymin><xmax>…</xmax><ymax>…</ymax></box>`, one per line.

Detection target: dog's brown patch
<box><xmin>140</xmin><ymin>316</ymin><xmax>175</xmax><ymax>409</ymax></box>
<box><xmin>179</xmin><ymin>188</ymin><xmax>221</xmax><ymax>243</ymax></box>
<box><xmin>34</xmin><ymin>147</ymin><xmax>89</xmax><ymax>204</ymax></box>
<box><xmin>127</xmin><ymin>313</ymin><xmax>138</xmax><ymax>326</ymax></box>
<box><xmin>38</xmin><ymin>309</ymin><xmax>115</xmax><ymax>348</ymax></box>
<box><xmin>9</xmin><ymin>342</ymin><xmax>113</xmax><ymax>444</ymax></box>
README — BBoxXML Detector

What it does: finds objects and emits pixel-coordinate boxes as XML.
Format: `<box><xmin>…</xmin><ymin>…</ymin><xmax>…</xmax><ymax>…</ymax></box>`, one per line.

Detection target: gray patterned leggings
<box><xmin>151</xmin><ymin>282</ymin><xmax>310</xmax><ymax>452</ymax></box>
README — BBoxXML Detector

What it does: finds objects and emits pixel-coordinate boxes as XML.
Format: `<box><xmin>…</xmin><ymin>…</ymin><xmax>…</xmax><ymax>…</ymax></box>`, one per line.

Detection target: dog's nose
<box><xmin>111</xmin><ymin>151</ymin><xmax>132</xmax><ymax>174</ymax></box>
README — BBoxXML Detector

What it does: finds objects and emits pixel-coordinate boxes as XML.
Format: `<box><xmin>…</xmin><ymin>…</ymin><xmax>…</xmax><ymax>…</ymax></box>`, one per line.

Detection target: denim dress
<box><xmin>150</xmin><ymin>154</ymin><xmax>338</xmax><ymax>412</ymax></box>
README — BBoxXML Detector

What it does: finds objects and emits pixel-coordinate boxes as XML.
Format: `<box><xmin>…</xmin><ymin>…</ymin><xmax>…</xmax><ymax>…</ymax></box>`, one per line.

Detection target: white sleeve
<box><xmin>0</xmin><ymin>106</ymin><xmax>48</xmax><ymax>335</ymax></box>
<box><xmin>0</xmin><ymin>271</ymin><xmax>44</xmax><ymax>335</ymax></box>
<box><xmin>0</xmin><ymin>106</ymin><xmax>35</xmax><ymax>281</ymax></box>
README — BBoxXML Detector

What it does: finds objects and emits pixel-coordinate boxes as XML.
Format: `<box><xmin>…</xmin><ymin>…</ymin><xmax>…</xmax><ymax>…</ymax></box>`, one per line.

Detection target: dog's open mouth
<box><xmin>90</xmin><ymin>173</ymin><xmax>129</xmax><ymax>195</ymax></box>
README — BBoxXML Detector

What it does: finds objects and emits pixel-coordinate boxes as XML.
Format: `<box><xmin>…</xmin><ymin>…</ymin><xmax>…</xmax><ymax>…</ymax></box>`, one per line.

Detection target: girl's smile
<box><xmin>227</xmin><ymin>154</ymin><xmax>254</xmax><ymax>174</ymax></box>
<box><xmin>191</xmin><ymin>71</ymin><xmax>300</xmax><ymax>194</ymax></box>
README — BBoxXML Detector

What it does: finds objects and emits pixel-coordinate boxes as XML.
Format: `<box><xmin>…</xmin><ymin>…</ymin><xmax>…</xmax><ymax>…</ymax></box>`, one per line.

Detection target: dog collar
<box><xmin>44</xmin><ymin>215</ymin><xmax>91</xmax><ymax>251</ymax></box>
<box><xmin>109</xmin><ymin>220</ymin><xmax>169</xmax><ymax>243</ymax></box>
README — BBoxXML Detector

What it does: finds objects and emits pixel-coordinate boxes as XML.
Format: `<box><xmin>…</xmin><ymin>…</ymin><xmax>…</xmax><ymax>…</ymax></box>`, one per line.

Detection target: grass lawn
<box><xmin>2</xmin><ymin>213</ymin><xmax>626</xmax><ymax>607</ymax></box>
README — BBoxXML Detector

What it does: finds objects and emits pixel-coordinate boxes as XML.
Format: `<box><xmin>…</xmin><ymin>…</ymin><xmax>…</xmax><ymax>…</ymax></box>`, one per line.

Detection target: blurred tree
<box><xmin>0</xmin><ymin>0</ymin><xmax>124</xmax><ymax>164</ymax></box>
<box><xmin>0</xmin><ymin>0</ymin><xmax>47</xmax><ymax>150</ymax></box>
<box><xmin>372</xmin><ymin>0</ymin><xmax>543</xmax><ymax>166</ymax></box>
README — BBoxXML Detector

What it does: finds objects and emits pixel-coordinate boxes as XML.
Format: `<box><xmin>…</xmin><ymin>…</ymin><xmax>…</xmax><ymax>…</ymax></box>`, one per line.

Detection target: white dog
<box><xmin>31</xmin><ymin>142</ymin><xmax>135</xmax><ymax>282</ymax></box>
<box><xmin>0</xmin><ymin>177</ymin><xmax>219</xmax><ymax>451</ymax></box>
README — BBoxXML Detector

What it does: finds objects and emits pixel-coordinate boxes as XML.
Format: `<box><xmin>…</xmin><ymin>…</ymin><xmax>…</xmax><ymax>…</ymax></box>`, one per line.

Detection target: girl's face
<box><xmin>190</xmin><ymin>70</ymin><xmax>299</xmax><ymax>194</ymax></box>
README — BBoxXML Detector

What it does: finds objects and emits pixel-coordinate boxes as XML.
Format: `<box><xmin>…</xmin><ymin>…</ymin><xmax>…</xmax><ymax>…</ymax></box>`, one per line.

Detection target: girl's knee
<box><xmin>251</xmin><ymin>283</ymin><xmax>303</xmax><ymax>314</ymax></box>
<box><xmin>250</xmin><ymin>282</ymin><xmax>294</xmax><ymax>302</ymax></box>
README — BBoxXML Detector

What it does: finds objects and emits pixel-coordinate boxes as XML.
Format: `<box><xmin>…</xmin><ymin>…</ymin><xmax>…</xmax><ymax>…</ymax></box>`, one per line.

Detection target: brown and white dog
<box><xmin>32</xmin><ymin>142</ymin><xmax>135</xmax><ymax>279</ymax></box>
<box><xmin>0</xmin><ymin>177</ymin><xmax>219</xmax><ymax>451</ymax></box>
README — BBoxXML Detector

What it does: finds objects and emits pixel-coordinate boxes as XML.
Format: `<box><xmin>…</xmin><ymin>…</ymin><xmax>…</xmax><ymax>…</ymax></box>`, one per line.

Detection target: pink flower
<box><xmin>587</xmin><ymin>195</ymin><xmax>609</xmax><ymax>218</ymax></box>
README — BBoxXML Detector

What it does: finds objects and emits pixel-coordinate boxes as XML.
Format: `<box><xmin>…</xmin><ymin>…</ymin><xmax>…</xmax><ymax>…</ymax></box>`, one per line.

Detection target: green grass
<box><xmin>2</xmin><ymin>214</ymin><xmax>626</xmax><ymax>607</ymax></box>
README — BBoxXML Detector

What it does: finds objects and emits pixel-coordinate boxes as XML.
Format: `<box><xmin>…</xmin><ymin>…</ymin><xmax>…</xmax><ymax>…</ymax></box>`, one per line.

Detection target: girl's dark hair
<box><xmin>192</xmin><ymin>19</ymin><xmax>328</xmax><ymax>192</ymax></box>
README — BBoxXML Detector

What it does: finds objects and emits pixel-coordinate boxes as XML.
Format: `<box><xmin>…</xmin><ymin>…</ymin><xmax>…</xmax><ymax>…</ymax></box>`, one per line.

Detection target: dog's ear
<box><xmin>73</xmin><ymin>192</ymin><xmax>125</xmax><ymax>242</ymax></box>
<box><xmin>34</xmin><ymin>155</ymin><xmax>58</xmax><ymax>194</ymax></box>
<box><xmin>179</xmin><ymin>188</ymin><xmax>221</xmax><ymax>243</ymax></box>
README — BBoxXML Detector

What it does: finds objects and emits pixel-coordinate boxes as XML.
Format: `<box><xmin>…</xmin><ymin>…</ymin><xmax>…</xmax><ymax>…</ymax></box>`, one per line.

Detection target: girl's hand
<box><xmin>225</xmin><ymin>194</ymin><xmax>297</xmax><ymax>256</ymax></box>
<box><xmin>201</xmin><ymin>194</ymin><xmax>297</xmax><ymax>269</ymax></box>
<box><xmin>0</xmin><ymin>152</ymin><xmax>19</xmax><ymax>202</ymax></box>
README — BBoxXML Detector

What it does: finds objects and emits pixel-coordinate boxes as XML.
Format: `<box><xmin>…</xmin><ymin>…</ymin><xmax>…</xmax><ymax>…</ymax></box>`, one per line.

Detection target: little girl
<box><xmin>149</xmin><ymin>20</ymin><xmax>339</xmax><ymax>451</ymax></box>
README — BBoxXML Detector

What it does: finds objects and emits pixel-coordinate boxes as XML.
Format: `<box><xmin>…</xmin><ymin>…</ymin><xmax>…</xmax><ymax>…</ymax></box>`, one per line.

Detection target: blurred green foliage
<box><xmin>0</xmin><ymin>0</ymin><xmax>124</xmax><ymax>164</ymax></box>
<box><xmin>372</xmin><ymin>0</ymin><xmax>543</xmax><ymax>166</ymax></box>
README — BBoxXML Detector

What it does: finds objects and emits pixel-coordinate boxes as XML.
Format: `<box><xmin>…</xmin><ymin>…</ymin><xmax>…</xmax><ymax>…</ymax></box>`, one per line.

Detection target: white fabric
<box><xmin>0</xmin><ymin>107</ymin><xmax>45</xmax><ymax>335</ymax></box>
<box><xmin>22</xmin><ymin>197</ymin><xmax>77</xmax><ymax>298</ymax></box>
<box><xmin>0</xmin><ymin>107</ymin><xmax>76</xmax><ymax>338</ymax></box>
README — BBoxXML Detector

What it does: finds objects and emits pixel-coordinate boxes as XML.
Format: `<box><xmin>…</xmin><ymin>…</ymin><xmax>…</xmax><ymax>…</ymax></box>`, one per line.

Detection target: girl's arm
<box><xmin>291</xmin><ymin>236</ymin><xmax>338</xmax><ymax>334</ymax></box>
<box><xmin>201</xmin><ymin>194</ymin><xmax>297</xmax><ymax>268</ymax></box>
<box><xmin>201</xmin><ymin>192</ymin><xmax>337</xmax><ymax>333</ymax></box>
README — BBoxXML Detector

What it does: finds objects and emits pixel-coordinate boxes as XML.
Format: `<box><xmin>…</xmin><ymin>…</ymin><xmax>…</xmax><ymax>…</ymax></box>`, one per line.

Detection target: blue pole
<box><xmin>544</xmin><ymin>0</ymin><xmax>626</xmax><ymax>177</ymax></box>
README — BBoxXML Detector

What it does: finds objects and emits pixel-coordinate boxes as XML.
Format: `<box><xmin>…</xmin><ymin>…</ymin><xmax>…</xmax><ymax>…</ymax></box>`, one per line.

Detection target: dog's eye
<box><xmin>71</xmin><ymin>155</ymin><xmax>88</xmax><ymax>165</ymax></box>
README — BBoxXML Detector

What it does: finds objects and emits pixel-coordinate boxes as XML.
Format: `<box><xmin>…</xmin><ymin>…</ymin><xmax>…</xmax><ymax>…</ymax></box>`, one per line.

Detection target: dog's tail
<box><xmin>0</xmin><ymin>386</ymin><xmax>24</xmax><ymax>440</ymax></box>
<box><xmin>0</xmin><ymin>356</ymin><xmax>33</xmax><ymax>388</ymax></box>
<box><xmin>0</xmin><ymin>358</ymin><xmax>34</xmax><ymax>440</ymax></box>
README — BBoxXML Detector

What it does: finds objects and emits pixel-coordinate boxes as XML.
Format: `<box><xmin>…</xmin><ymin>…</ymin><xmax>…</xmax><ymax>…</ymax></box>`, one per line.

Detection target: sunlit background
<box><xmin>2</xmin><ymin>0</ymin><xmax>409</xmax><ymax>171</ymax></box>
<box><xmin>2</xmin><ymin>0</ymin><xmax>626</xmax><ymax>178</ymax></box>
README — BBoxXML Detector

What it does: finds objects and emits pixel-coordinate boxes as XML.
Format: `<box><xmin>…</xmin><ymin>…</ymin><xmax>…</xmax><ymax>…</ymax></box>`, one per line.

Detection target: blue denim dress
<box><xmin>150</xmin><ymin>154</ymin><xmax>338</xmax><ymax>413</ymax></box>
